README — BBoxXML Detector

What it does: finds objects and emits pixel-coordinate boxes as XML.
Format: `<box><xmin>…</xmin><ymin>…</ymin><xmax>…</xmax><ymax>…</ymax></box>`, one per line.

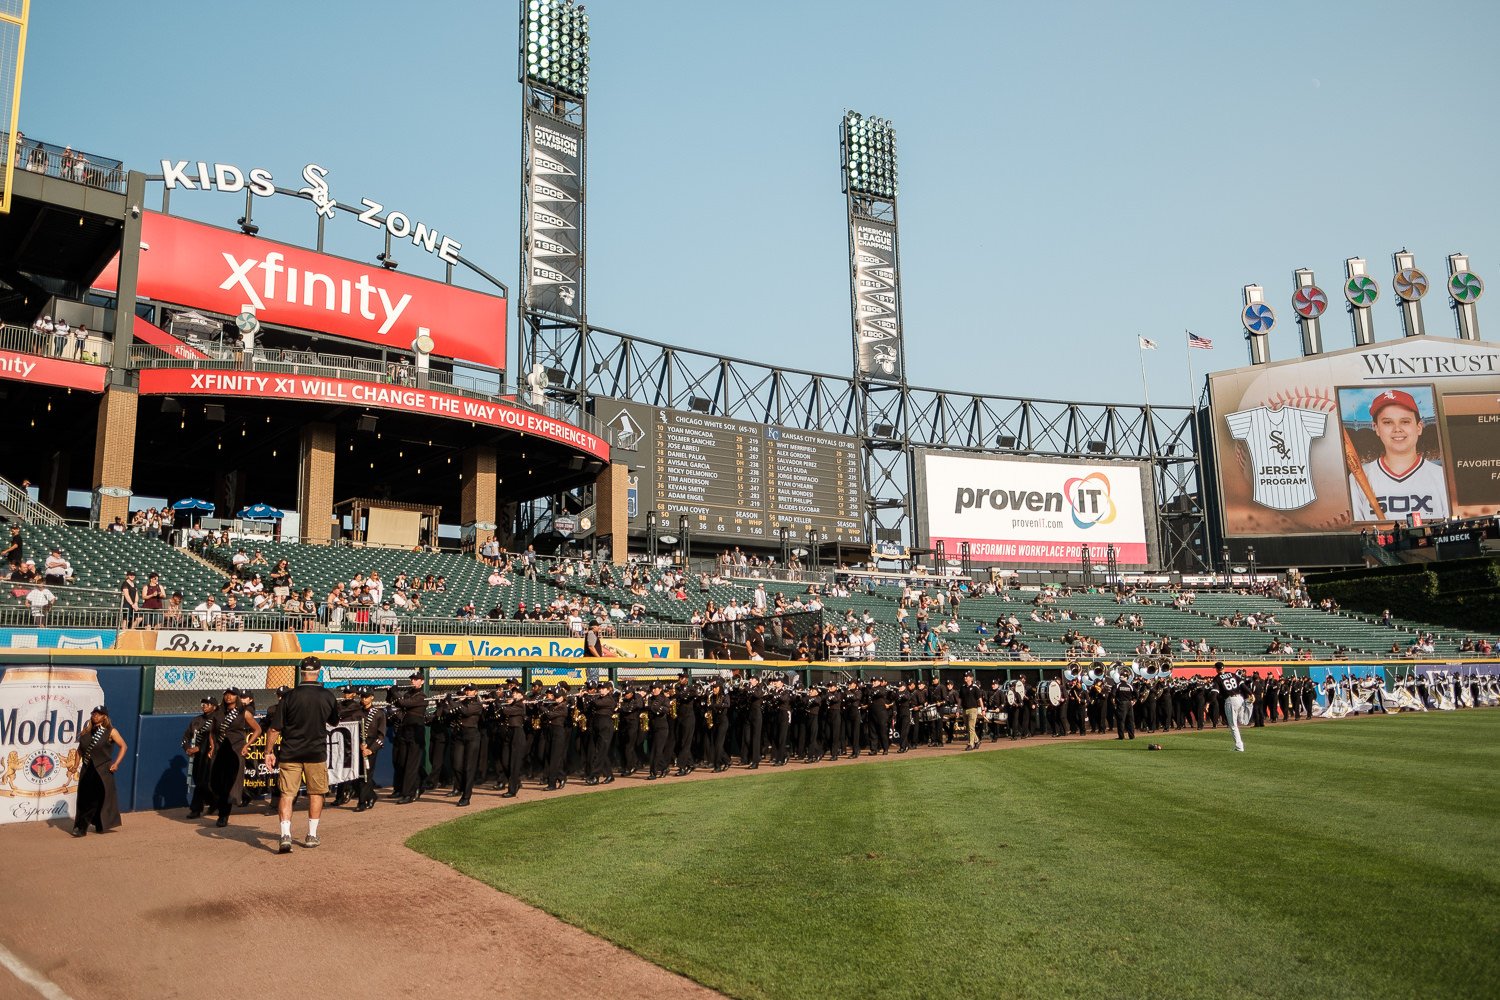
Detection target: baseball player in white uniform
<box><xmin>1213</xmin><ymin>662</ymin><xmax>1247</xmax><ymax>752</ymax></box>
<box><xmin>1349</xmin><ymin>389</ymin><xmax>1449</xmax><ymax>522</ymax></box>
<box><xmin>1225</xmin><ymin>405</ymin><xmax>1328</xmax><ymax>510</ymax></box>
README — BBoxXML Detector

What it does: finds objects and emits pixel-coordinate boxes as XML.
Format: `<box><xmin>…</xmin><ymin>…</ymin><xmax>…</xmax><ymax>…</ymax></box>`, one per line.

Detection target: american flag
<box><xmin>1187</xmin><ymin>330</ymin><xmax>1213</xmax><ymax>350</ymax></box>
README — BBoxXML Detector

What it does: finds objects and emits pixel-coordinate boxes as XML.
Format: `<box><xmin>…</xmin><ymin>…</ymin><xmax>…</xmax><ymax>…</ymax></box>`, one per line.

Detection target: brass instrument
<box><xmin>669</xmin><ymin>699</ymin><xmax>678</xmax><ymax>720</ymax></box>
<box><xmin>640</xmin><ymin>711</ymin><xmax>650</xmax><ymax>733</ymax></box>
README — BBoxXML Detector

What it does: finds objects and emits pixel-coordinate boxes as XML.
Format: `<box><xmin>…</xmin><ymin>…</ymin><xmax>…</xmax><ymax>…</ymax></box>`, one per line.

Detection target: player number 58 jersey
<box><xmin>1225</xmin><ymin>406</ymin><xmax>1328</xmax><ymax>510</ymax></box>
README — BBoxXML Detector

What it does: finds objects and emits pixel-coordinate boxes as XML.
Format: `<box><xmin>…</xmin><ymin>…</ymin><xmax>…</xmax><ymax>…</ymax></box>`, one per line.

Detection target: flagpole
<box><xmin>1185</xmin><ymin>329</ymin><xmax>1196</xmax><ymax>409</ymax></box>
<box><xmin>1138</xmin><ymin>341</ymin><xmax>1152</xmax><ymax>413</ymax></box>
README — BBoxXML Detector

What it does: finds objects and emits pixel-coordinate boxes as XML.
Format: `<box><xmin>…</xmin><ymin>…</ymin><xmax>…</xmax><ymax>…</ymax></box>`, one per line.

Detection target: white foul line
<box><xmin>0</xmin><ymin>943</ymin><xmax>74</xmax><ymax>1000</ymax></box>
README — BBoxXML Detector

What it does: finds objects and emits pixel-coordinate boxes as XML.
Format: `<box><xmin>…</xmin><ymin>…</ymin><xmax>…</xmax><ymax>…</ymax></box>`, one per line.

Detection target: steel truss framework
<box><xmin>555</xmin><ymin>323</ymin><xmax>1210</xmax><ymax>571</ymax></box>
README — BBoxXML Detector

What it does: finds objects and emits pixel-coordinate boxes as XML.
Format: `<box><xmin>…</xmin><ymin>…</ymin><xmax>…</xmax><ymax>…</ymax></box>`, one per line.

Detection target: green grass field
<box><xmin>411</xmin><ymin>714</ymin><xmax>1500</xmax><ymax>1000</ymax></box>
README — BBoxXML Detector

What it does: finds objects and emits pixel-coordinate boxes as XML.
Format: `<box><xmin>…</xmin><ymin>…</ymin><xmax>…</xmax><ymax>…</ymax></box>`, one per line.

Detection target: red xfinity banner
<box><xmin>132</xmin><ymin>315</ymin><xmax>209</xmax><ymax>360</ymax></box>
<box><xmin>137</xmin><ymin>369</ymin><xmax>608</xmax><ymax>462</ymax></box>
<box><xmin>95</xmin><ymin>212</ymin><xmax>506</xmax><ymax>368</ymax></box>
<box><xmin>0</xmin><ymin>350</ymin><xmax>108</xmax><ymax>392</ymax></box>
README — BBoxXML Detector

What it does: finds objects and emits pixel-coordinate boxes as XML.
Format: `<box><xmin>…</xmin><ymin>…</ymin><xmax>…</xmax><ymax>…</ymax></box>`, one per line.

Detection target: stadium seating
<box><xmin>6</xmin><ymin>522</ymin><xmax>226</xmax><ymax>613</ymax></box>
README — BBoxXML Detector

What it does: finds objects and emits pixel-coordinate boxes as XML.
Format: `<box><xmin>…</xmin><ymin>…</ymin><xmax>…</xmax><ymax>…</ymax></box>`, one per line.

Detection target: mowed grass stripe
<box><xmin>411</xmin><ymin>714</ymin><xmax>1500</xmax><ymax>1000</ymax></box>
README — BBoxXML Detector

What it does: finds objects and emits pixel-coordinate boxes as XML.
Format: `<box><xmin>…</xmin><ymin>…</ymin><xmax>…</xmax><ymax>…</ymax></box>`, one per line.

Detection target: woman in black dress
<box><xmin>72</xmin><ymin>706</ymin><xmax>127</xmax><ymax>837</ymax></box>
<box><xmin>208</xmin><ymin>688</ymin><xmax>261</xmax><ymax>827</ymax></box>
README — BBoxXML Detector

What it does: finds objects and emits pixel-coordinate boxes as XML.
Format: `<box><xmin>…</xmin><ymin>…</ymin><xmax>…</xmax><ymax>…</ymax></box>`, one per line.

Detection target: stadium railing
<box><xmin>0</xmin><ymin>323</ymin><xmax>114</xmax><ymax>366</ymax></box>
<box><xmin>0</xmin><ymin>602</ymin><xmax>698</xmax><ymax>640</ymax></box>
<box><xmin>0</xmin><ymin>133</ymin><xmax>127</xmax><ymax>193</ymax></box>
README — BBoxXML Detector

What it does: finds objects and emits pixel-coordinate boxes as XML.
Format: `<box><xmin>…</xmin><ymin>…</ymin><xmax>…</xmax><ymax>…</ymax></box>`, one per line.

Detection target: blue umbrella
<box><xmin>237</xmin><ymin>503</ymin><xmax>285</xmax><ymax>521</ymax></box>
<box><xmin>172</xmin><ymin>498</ymin><xmax>215</xmax><ymax>512</ymax></box>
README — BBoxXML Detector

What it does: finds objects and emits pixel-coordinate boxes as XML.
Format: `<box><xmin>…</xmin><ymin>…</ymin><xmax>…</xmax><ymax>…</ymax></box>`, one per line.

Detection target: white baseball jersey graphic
<box><xmin>1226</xmin><ymin>406</ymin><xmax>1328</xmax><ymax>510</ymax></box>
<box><xmin>1349</xmin><ymin>457</ymin><xmax>1449</xmax><ymax>521</ymax></box>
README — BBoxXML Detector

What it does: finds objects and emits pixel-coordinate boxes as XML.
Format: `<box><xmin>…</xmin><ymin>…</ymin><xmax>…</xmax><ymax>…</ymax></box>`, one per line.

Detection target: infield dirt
<box><xmin>0</xmin><ymin>722</ymin><xmax>1301</xmax><ymax>1000</ymax></box>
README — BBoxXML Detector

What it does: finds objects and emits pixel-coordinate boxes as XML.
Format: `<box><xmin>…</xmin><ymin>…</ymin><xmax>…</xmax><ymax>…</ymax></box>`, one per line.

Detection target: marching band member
<box><xmin>356</xmin><ymin>689</ymin><xmax>385</xmax><ymax>811</ymax></box>
<box><xmin>181</xmin><ymin>696</ymin><xmax>217</xmax><ymax>819</ymax></box>
<box><xmin>208</xmin><ymin>688</ymin><xmax>260</xmax><ymax>828</ymax></box>
<box><xmin>72</xmin><ymin>705</ymin><xmax>126</xmax><ymax>838</ymax></box>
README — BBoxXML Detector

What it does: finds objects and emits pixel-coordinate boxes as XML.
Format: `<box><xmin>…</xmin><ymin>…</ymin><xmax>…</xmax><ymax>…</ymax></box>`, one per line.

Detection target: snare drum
<box><xmin>940</xmin><ymin>705</ymin><xmax>959</xmax><ymax>719</ymax></box>
<box><xmin>919</xmin><ymin>704</ymin><xmax>940</xmax><ymax>722</ymax></box>
<box><xmin>985</xmin><ymin>709</ymin><xmax>1008</xmax><ymax>725</ymax></box>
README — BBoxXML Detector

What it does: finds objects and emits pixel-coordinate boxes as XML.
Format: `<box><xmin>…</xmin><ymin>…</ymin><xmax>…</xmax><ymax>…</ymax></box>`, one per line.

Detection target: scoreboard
<box><xmin>603</xmin><ymin>399</ymin><xmax>866</xmax><ymax>544</ymax></box>
<box><xmin>1442</xmin><ymin>391</ymin><xmax>1500</xmax><ymax>509</ymax></box>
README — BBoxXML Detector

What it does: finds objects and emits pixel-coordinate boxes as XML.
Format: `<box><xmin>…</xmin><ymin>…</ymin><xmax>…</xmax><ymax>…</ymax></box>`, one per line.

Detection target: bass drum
<box><xmin>1046</xmin><ymin>679</ymin><xmax>1063</xmax><ymax>707</ymax></box>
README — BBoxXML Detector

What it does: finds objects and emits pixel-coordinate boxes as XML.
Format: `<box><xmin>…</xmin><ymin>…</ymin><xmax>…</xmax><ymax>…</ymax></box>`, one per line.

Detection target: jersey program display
<box><xmin>1208</xmin><ymin>336</ymin><xmax>1500</xmax><ymax>536</ymax></box>
<box><xmin>915</xmin><ymin>451</ymin><xmax>1156</xmax><ymax>568</ymax></box>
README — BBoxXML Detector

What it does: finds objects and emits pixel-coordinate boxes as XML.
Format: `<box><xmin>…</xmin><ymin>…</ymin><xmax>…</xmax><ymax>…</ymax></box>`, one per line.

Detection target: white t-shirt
<box><xmin>25</xmin><ymin>588</ymin><xmax>54</xmax><ymax>610</ymax></box>
<box><xmin>1350</xmin><ymin>456</ymin><xmax>1449</xmax><ymax>521</ymax></box>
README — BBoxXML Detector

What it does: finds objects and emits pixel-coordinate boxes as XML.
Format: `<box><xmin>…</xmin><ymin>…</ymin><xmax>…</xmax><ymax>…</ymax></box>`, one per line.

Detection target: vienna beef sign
<box><xmin>137</xmin><ymin>369</ymin><xmax>609</xmax><ymax>462</ymax></box>
<box><xmin>95</xmin><ymin>212</ymin><xmax>506</xmax><ymax>369</ymax></box>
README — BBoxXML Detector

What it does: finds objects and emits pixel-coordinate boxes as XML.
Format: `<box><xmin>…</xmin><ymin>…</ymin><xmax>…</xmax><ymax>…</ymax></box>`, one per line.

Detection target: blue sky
<box><xmin>22</xmin><ymin>0</ymin><xmax>1500</xmax><ymax>405</ymax></box>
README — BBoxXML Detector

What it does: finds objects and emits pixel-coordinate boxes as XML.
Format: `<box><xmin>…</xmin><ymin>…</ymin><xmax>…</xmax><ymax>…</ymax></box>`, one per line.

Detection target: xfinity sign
<box><xmin>160</xmin><ymin>159</ymin><xmax>464</xmax><ymax>265</ymax></box>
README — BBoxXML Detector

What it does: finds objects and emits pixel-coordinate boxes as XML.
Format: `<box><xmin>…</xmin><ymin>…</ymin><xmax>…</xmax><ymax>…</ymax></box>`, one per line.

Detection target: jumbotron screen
<box><xmin>602</xmin><ymin>399</ymin><xmax>866</xmax><ymax>544</ymax></box>
<box><xmin>914</xmin><ymin>450</ymin><xmax>1156</xmax><ymax>568</ymax></box>
<box><xmin>1208</xmin><ymin>336</ymin><xmax>1500</xmax><ymax>536</ymax></box>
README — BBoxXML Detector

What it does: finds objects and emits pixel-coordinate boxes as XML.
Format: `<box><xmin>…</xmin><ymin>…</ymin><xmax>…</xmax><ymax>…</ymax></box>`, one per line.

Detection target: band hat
<box><xmin>200</xmin><ymin>696</ymin><xmax>216</xmax><ymax>705</ymax></box>
<box><xmin>1369</xmin><ymin>388</ymin><xmax>1421</xmax><ymax>419</ymax></box>
<box><xmin>408</xmin><ymin>671</ymin><xmax>423</xmax><ymax>680</ymax></box>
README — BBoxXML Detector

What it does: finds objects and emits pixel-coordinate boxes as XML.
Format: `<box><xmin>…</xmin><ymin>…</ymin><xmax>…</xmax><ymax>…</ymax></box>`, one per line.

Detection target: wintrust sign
<box><xmin>95</xmin><ymin>212</ymin><xmax>506</xmax><ymax>368</ymax></box>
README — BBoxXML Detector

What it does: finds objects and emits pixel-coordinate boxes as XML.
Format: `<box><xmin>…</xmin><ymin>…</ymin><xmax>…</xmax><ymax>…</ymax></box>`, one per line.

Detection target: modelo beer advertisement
<box><xmin>1208</xmin><ymin>336</ymin><xmax>1500</xmax><ymax>536</ymax></box>
<box><xmin>0</xmin><ymin>667</ymin><xmax>105</xmax><ymax>825</ymax></box>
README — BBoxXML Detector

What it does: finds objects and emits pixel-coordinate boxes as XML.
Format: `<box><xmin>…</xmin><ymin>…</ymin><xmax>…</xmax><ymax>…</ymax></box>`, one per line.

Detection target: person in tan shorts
<box><xmin>266</xmin><ymin>656</ymin><xmax>341</xmax><ymax>853</ymax></box>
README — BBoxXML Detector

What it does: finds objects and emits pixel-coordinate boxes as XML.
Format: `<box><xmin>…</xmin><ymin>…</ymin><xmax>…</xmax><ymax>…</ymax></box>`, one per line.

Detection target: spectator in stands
<box><xmin>435</xmin><ymin>575</ymin><xmax>447</xmax><ymax>592</ymax></box>
<box><xmin>3</xmin><ymin>525</ymin><xmax>21</xmax><ymax>570</ymax></box>
<box><xmin>324</xmin><ymin>583</ymin><xmax>348</xmax><ymax>630</ymax></box>
<box><xmin>220</xmin><ymin>596</ymin><xmax>245</xmax><ymax>631</ymax></box>
<box><xmin>161</xmin><ymin>592</ymin><xmax>185</xmax><ymax>628</ymax></box>
<box><xmin>456</xmin><ymin>600</ymin><xmax>478</xmax><ymax>621</ymax></box>
<box><xmin>108</xmin><ymin>517</ymin><xmax>125</xmax><ymax>534</ymax></box>
<box><xmin>192</xmin><ymin>594</ymin><xmax>221</xmax><ymax>629</ymax></box>
<box><xmin>1382</xmin><ymin>609</ymin><xmax>1393</xmax><ymax>627</ymax></box>
<box><xmin>119</xmin><ymin>571</ymin><xmax>140</xmax><ymax>629</ymax></box>
<box><xmin>53</xmin><ymin>316</ymin><xmax>70</xmax><ymax>357</ymax></box>
<box><xmin>32</xmin><ymin>314</ymin><xmax>52</xmax><ymax>351</ymax></box>
<box><xmin>367</xmin><ymin>571</ymin><xmax>385</xmax><ymax>605</ymax></box>
<box><xmin>139</xmin><ymin>572</ymin><xmax>165</xmax><ymax>628</ymax></box>
<box><xmin>43</xmin><ymin>548</ymin><xmax>71</xmax><ymax>586</ymax></box>
<box><xmin>269</xmin><ymin>559</ymin><xmax>292</xmax><ymax>600</ymax></box>
<box><xmin>375</xmin><ymin>601</ymin><xmax>399</xmax><ymax>633</ymax></box>
<box><xmin>231</xmin><ymin>548</ymin><xmax>250</xmax><ymax>571</ymax></box>
<box><xmin>25</xmin><ymin>584</ymin><xmax>55</xmax><ymax>625</ymax></box>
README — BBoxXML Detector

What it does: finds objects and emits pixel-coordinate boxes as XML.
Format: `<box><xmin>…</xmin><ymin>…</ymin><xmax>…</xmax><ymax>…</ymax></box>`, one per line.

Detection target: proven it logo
<box><xmin>1063</xmin><ymin>473</ymin><xmax>1117</xmax><ymax>530</ymax></box>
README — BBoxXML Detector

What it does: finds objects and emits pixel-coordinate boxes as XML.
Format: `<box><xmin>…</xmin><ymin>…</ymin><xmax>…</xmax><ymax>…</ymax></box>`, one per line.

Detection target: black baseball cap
<box><xmin>200</xmin><ymin>696</ymin><xmax>216</xmax><ymax>706</ymax></box>
<box><xmin>408</xmin><ymin>671</ymin><xmax>422</xmax><ymax>680</ymax></box>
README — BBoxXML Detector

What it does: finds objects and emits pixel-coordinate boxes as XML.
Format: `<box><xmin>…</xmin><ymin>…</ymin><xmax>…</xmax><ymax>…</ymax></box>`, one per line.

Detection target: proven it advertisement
<box><xmin>1209</xmin><ymin>336</ymin><xmax>1500</xmax><ymax>536</ymax></box>
<box><xmin>917</xmin><ymin>452</ymin><xmax>1154</xmax><ymax>567</ymax></box>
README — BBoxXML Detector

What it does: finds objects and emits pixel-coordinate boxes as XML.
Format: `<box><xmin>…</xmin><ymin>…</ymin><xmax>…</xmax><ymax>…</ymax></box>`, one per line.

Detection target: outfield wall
<box><xmin>5</xmin><ymin>648</ymin><xmax>1497</xmax><ymax>824</ymax></box>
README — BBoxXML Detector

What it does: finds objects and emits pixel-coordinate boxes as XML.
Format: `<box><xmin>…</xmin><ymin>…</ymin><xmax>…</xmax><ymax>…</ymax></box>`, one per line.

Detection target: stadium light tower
<box><xmin>518</xmin><ymin>0</ymin><xmax>589</xmax><ymax>401</ymax></box>
<box><xmin>842</xmin><ymin>110</ymin><xmax>910</xmax><ymax>549</ymax></box>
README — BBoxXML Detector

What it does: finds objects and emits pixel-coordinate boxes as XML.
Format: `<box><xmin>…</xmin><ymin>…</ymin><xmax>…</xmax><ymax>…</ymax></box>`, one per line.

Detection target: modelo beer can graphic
<box><xmin>0</xmin><ymin>666</ymin><xmax>105</xmax><ymax>824</ymax></box>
